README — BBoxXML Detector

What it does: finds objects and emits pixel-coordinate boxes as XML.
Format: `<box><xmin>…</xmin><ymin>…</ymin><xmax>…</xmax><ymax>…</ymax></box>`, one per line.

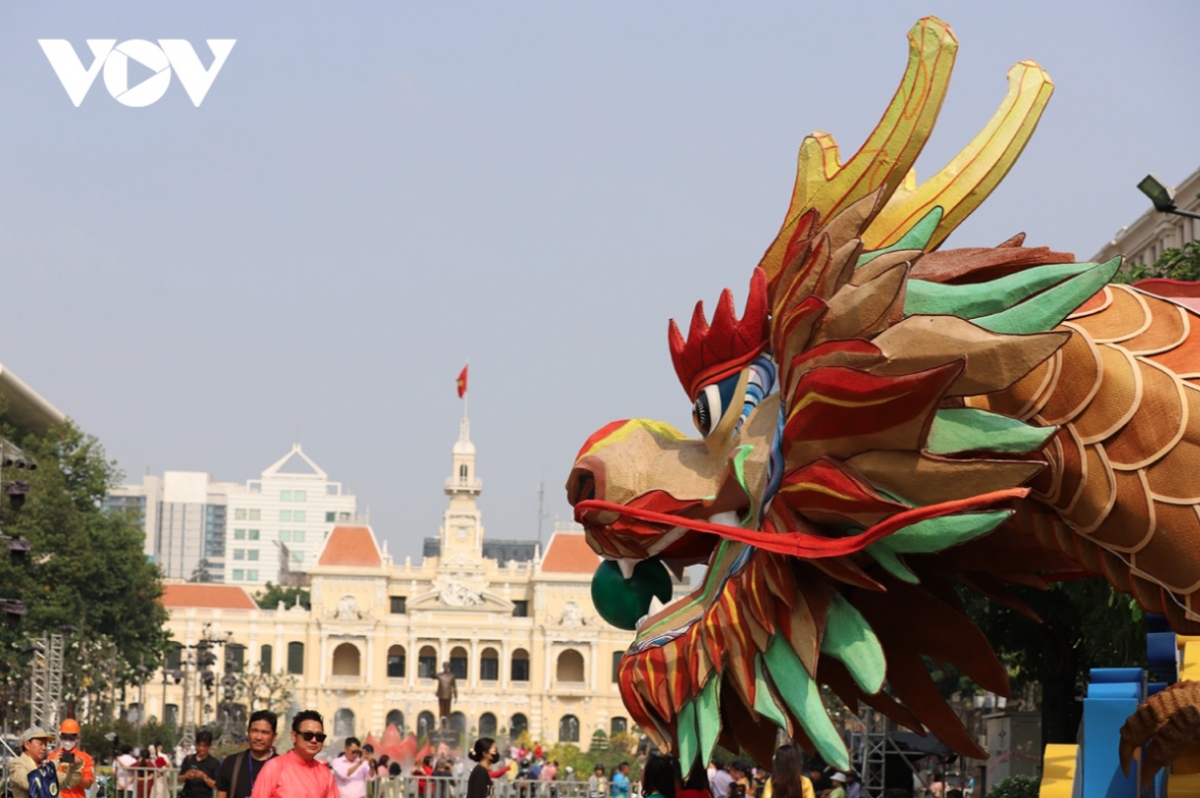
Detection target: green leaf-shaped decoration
<box><xmin>927</xmin><ymin>408</ymin><xmax>1057</xmax><ymax>455</ymax></box>
<box><xmin>763</xmin><ymin>635</ymin><xmax>849</xmax><ymax>770</ymax></box>
<box><xmin>820</xmin><ymin>593</ymin><xmax>886</xmax><ymax>693</ymax></box>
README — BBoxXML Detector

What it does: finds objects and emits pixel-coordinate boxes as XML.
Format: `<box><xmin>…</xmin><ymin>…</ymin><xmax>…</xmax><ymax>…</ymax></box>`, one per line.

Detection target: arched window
<box><xmin>417</xmin><ymin>710</ymin><xmax>437</xmax><ymax>740</ymax></box>
<box><xmin>260</xmin><ymin>644</ymin><xmax>273</xmax><ymax>673</ymax></box>
<box><xmin>334</xmin><ymin>708</ymin><xmax>355</xmax><ymax>737</ymax></box>
<box><xmin>510</xmin><ymin>713</ymin><xmax>528</xmax><ymax>739</ymax></box>
<box><xmin>418</xmin><ymin>646</ymin><xmax>438</xmax><ymax>678</ymax></box>
<box><xmin>459</xmin><ymin>464</ymin><xmax>469</xmax><ymax>480</ymax></box>
<box><xmin>511</xmin><ymin>648</ymin><xmax>530</xmax><ymax>682</ymax></box>
<box><xmin>386</xmin><ymin>709</ymin><xmax>405</xmax><ymax>733</ymax></box>
<box><xmin>287</xmin><ymin>642</ymin><xmax>305</xmax><ymax>675</ymax></box>
<box><xmin>387</xmin><ymin>645</ymin><xmax>406</xmax><ymax>678</ymax></box>
<box><xmin>450</xmin><ymin>646</ymin><xmax>468</xmax><ymax>680</ymax></box>
<box><xmin>611</xmin><ymin>717</ymin><xmax>627</xmax><ymax>736</ymax></box>
<box><xmin>556</xmin><ymin>649</ymin><xmax>585</xmax><ymax>682</ymax></box>
<box><xmin>480</xmin><ymin>647</ymin><xmax>499</xmax><ymax>681</ymax></box>
<box><xmin>332</xmin><ymin>643</ymin><xmax>361</xmax><ymax>677</ymax></box>
<box><xmin>479</xmin><ymin>712</ymin><xmax>497</xmax><ymax>737</ymax></box>
<box><xmin>558</xmin><ymin>714</ymin><xmax>580</xmax><ymax>743</ymax></box>
<box><xmin>450</xmin><ymin>711</ymin><xmax>467</xmax><ymax>745</ymax></box>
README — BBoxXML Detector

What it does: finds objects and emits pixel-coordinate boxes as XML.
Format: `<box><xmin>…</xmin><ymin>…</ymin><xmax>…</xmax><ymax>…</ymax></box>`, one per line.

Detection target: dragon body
<box><xmin>566</xmin><ymin>17</ymin><xmax>1200</xmax><ymax>770</ymax></box>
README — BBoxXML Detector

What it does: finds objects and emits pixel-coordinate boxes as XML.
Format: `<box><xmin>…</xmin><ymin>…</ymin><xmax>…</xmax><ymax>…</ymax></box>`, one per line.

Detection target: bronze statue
<box><xmin>435</xmin><ymin>661</ymin><xmax>457</xmax><ymax>725</ymax></box>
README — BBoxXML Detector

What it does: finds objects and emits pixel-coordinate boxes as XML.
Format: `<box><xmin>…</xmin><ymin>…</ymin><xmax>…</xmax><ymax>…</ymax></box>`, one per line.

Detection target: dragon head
<box><xmin>568</xmin><ymin>268</ymin><xmax>778</xmax><ymax>632</ymax></box>
<box><xmin>565</xmin><ymin>16</ymin><xmax>1111</xmax><ymax>773</ymax></box>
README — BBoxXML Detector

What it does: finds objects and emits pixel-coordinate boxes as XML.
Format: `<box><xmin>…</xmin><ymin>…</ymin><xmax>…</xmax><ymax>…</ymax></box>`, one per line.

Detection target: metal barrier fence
<box><xmin>0</xmin><ymin>762</ymin><xmax>638</xmax><ymax>798</ymax></box>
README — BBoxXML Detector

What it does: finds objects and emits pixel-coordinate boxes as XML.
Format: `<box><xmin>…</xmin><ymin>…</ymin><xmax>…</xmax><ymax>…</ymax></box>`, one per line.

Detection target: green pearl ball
<box><xmin>591</xmin><ymin>557</ymin><xmax>673</xmax><ymax>631</ymax></box>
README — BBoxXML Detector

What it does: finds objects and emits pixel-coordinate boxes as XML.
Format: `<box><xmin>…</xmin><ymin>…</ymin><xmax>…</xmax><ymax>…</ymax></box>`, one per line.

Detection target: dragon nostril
<box><xmin>567</xmin><ymin>458</ymin><xmax>604</xmax><ymax>507</ymax></box>
<box><xmin>576</xmin><ymin>472</ymin><xmax>596</xmax><ymax>504</ymax></box>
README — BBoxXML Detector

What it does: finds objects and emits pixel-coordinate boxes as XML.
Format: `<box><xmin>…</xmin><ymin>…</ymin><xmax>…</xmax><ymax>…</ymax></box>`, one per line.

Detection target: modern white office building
<box><xmin>223</xmin><ymin>445</ymin><xmax>358</xmax><ymax>586</ymax></box>
<box><xmin>109</xmin><ymin>472</ymin><xmax>239</xmax><ymax>582</ymax></box>
<box><xmin>108</xmin><ymin>444</ymin><xmax>358</xmax><ymax>586</ymax></box>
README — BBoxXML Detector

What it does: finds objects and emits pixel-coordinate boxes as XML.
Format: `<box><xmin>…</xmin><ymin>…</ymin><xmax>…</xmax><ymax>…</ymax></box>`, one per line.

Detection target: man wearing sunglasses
<box><xmin>250</xmin><ymin>710</ymin><xmax>338</xmax><ymax>798</ymax></box>
<box><xmin>48</xmin><ymin>718</ymin><xmax>94</xmax><ymax>798</ymax></box>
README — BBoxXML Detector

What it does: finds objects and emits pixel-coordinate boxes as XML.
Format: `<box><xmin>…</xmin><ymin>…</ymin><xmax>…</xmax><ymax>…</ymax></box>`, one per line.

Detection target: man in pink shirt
<box><xmin>251</xmin><ymin>710</ymin><xmax>339</xmax><ymax>798</ymax></box>
<box><xmin>331</xmin><ymin>737</ymin><xmax>374</xmax><ymax>798</ymax></box>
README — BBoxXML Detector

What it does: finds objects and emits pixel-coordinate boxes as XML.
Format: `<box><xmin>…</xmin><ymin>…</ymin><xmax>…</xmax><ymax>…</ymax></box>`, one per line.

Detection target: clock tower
<box><xmin>438</xmin><ymin>415</ymin><xmax>484</xmax><ymax>565</ymax></box>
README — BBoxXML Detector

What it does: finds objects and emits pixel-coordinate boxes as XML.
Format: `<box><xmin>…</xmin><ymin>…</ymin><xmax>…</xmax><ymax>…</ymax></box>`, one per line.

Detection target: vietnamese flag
<box><xmin>456</xmin><ymin>364</ymin><xmax>468</xmax><ymax>398</ymax></box>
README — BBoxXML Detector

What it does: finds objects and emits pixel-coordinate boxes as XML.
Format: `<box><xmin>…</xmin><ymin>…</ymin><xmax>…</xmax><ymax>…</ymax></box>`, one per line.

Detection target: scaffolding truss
<box><xmin>29</xmin><ymin>634</ymin><xmax>64</xmax><ymax>730</ymax></box>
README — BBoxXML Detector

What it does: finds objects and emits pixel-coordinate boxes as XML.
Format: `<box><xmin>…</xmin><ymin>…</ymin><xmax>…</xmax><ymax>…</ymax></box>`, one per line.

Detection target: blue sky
<box><xmin>1</xmin><ymin>1</ymin><xmax>1197</xmax><ymax>561</ymax></box>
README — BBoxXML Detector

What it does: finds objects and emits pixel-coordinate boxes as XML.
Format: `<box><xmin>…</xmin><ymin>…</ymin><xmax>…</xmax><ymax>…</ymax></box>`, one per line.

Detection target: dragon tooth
<box><xmin>707</xmin><ymin>511</ymin><xmax>741</xmax><ymax>528</ymax></box>
<box><xmin>618</xmin><ymin>557</ymin><xmax>638</xmax><ymax>580</ymax></box>
<box><xmin>648</xmin><ymin>595</ymin><xmax>666</xmax><ymax>616</ymax></box>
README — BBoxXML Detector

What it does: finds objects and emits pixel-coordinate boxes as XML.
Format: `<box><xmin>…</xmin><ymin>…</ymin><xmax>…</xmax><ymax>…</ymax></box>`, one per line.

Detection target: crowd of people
<box><xmin>6</xmin><ymin>715</ymin><xmax>867</xmax><ymax>798</ymax></box>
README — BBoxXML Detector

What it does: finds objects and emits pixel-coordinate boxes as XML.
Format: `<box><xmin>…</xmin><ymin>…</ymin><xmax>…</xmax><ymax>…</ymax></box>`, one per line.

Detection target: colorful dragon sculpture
<box><xmin>567</xmin><ymin>17</ymin><xmax>1200</xmax><ymax>773</ymax></box>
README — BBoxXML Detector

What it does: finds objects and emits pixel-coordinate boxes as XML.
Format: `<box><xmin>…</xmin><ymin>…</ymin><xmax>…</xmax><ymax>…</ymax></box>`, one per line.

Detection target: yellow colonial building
<box><xmin>148</xmin><ymin>417</ymin><xmax>682</xmax><ymax>746</ymax></box>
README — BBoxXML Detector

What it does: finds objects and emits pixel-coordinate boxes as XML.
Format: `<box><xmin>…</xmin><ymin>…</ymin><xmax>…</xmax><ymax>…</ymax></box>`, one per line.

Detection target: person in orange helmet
<box><xmin>48</xmin><ymin>718</ymin><xmax>95</xmax><ymax>798</ymax></box>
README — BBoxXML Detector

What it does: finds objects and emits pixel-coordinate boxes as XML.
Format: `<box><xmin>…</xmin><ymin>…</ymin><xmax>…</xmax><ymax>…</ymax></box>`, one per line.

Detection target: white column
<box><xmin>543</xmin><ymin>640</ymin><xmax>552</xmax><ymax>691</ymax></box>
<box><xmin>500</xmin><ymin>640</ymin><xmax>510</xmax><ymax>690</ymax></box>
<box><xmin>407</xmin><ymin>632</ymin><xmax>416</xmax><ymax>687</ymax></box>
<box><xmin>366</xmin><ymin>633</ymin><xmax>375</xmax><ymax>686</ymax></box>
<box><xmin>469</xmin><ymin>639</ymin><xmax>480</xmax><ymax>689</ymax></box>
<box><xmin>589</xmin><ymin>641</ymin><xmax>598</xmax><ymax>692</ymax></box>
<box><xmin>320</xmin><ymin>634</ymin><xmax>328</xmax><ymax>683</ymax></box>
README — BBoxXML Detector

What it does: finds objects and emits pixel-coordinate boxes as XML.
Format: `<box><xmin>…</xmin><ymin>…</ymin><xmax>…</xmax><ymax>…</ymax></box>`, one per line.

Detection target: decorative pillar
<box><xmin>469</xmin><ymin>639</ymin><xmax>480</xmax><ymax>689</ymax></box>
<box><xmin>366</xmin><ymin>633</ymin><xmax>375</xmax><ymax>685</ymax></box>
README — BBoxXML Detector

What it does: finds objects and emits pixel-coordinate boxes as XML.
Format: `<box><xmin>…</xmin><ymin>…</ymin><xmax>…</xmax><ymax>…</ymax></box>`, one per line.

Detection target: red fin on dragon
<box><xmin>566</xmin><ymin>16</ymin><xmax>1200</xmax><ymax>773</ymax></box>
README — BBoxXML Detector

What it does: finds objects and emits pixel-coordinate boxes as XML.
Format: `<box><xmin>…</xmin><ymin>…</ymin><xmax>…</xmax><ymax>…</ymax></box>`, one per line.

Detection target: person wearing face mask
<box><xmin>48</xmin><ymin>718</ymin><xmax>94</xmax><ymax>798</ymax></box>
<box><xmin>12</xmin><ymin>727</ymin><xmax>82</xmax><ymax>798</ymax></box>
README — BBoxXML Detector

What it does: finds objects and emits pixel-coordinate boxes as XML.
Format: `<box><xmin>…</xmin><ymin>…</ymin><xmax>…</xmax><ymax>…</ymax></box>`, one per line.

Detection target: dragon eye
<box><xmin>692</xmin><ymin>383</ymin><xmax>725</xmax><ymax>437</ymax></box>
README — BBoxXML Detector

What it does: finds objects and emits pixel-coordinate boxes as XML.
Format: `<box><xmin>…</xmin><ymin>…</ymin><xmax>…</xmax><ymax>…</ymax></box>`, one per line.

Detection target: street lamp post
<box><xmin>1138</xmin><ymin>174</ymin><xmax>1200</xmax><ymax>221</ymax></box>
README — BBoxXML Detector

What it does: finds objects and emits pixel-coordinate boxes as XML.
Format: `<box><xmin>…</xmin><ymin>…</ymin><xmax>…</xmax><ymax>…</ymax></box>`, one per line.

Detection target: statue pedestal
<box><xmin>431</xmin><ymin>725</ymin><xmax>459</xmax><ymax>751</ymax></box>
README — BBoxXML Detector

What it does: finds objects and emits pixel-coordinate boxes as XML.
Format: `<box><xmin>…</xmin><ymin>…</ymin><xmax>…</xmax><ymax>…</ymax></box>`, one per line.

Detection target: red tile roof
<box><xmin>161</xmin><ymin>584</ymin><xmax>258</xmax><ymax>610</ymax></box>
<box><xmin>541</xmin><ymin>532</ymin><xmax>600</xmax><ymax>573</ymax></box>
<box><xmin>317</xmin><ymin>525</ymin><xmax>382</xmax><ymax>568</ymax></box>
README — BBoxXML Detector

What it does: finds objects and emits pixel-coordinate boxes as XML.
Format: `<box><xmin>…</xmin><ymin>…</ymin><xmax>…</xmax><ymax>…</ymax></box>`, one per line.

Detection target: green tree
<box><xmin>0</xmin><ymin>421</ymin><xmax>170</xmax><ymax>725</ymax></box>
<box><xmin>1111</xmin><ymin>240</ymin><xmax>1200</xmax><ymax>284</ymax></box>
<box><xmin>189</xmin><ymin>558</ymin><xmax>216</xmax><ymax>583</ymax></box>
<box><xmin>253</xmin><ymin>582</ymin><xmax>311</xmax><ymax>610</ymax></box>
<box><xmin>964</xmin><ymin>577</ymin><xmax>1145</xmax><ymax>749</ymax></box>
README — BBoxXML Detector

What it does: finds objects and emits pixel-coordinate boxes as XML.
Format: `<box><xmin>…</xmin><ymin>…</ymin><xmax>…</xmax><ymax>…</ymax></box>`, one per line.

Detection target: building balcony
<box><xmin>555</xmin><ymin>680</ymin><xmax>587</xmax><ymax>694</ymax></box>
<box><xmin>444</xmin><ymin>477</ymin><xmax>482</xmax><ymax>493</ymax></box>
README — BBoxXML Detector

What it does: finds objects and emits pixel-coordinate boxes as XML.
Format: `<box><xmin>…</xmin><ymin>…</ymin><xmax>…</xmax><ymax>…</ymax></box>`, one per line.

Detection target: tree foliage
<box><xmin>253</xmin><ymin>582</ymin><xmax>311</xmax><ymax>610</ymax></box>
<box><xmin>1112</xmin><ymin>240</ymin><xmax>1200</xmax><ymax>284</ymax></box>
<box><xmin>987</xmin><ymin>776</ymin><xmax>1040</xmax><ymax>798</ymax></box>
<box><xmin>0</xmin><ymin>420</ymin><xmax>169</xmax><ymax>724</ymax></box>
<box><xmin>189</xmin><ymin>558</ymin><xmax>216</xmax><ymax>583</ymax></box>
<box><xmin>234</xmin><ymin>663</ymin><xmax>298</xmax><ymax>715</ymax></box>
<box><xmin>963</xmin><ymin>577</ymin><xmax>1145</xmax><ymax>747</ymax></box>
